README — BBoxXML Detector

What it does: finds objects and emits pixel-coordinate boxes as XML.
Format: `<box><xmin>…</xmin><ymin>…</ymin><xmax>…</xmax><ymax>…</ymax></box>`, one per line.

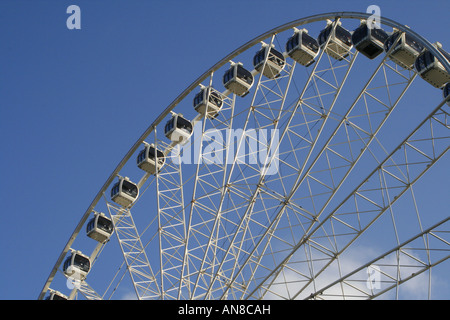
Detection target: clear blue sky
<box><xmin>0</xmin><ymin>0</ymin><xmax>448</xmax><ymax>300</ymax></box>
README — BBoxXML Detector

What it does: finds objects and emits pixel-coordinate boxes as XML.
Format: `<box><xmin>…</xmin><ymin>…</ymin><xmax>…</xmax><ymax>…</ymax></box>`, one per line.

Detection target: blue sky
<box><xmin>0</xmin><ymin>0</ymin><xmax>449</xmax><ymax>300</ymax></box>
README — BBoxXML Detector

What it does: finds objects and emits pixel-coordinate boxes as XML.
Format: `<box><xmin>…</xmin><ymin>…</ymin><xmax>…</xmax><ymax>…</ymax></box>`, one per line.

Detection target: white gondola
<box><xmin>63</xmin><ymin>251</ymin><xmax>91</xmax><ymax>280</ymax></box>
<box><xmin>193</xmin><ymin>86</ymin><xmax>223</xmax><ymax>118</ymax></box>
<box><xmin>164</xmin><ymin>113</ymin><xmax>193</xmax><ymax>144</ymax></box>
<box><xmin>46</xmin><ymin>289</ymin><xmax>68</xmax><ymax>300</ymax></box>
<box><xmin>415</xmin><ymin>42</ymin><xmax>450</xmax><ymax>89</ymax></box>
<box><xmin>223</xmin><ymin>62</ymin><xmax>254</xmax><ymax>97</ymax></box>
<box><xmin>444</xmin><ymin>83</ymin><xmax>450</xmax><ymax>106</ymax></box>
<box><xmin>384</xmin><ymin>31</ymin><xmax>424</xmax><ymax>69</ymax></box>
<box><xmin>318</xmin><ymin>20</ymin><xmax>353</xmax><ymax>61</ymax></box>
<box><xmin>351</xmin><ymin>20</ymin><xmax>389</xmax><ymax>59</ymax></box>
<box><xmin>86</xmin><ymin>212</ymin><xmax>114</xmax><ymax>243</ymax></box>
<box><xmin>110</xmin><ymin>176</ymin><xmax>139</xmax><ymax>207</ymax></box>
<box><xmin>286</xmin><ymin>28</ymin><xmax>320</xmax><ymax>67</ymax></box>
<box><xmin>253</xmin><ymin>44</ymin><xmax>286</xmax><ymax>79</ymax></box>
<box><xmin>137</xmin><ymin>143</ymin><xmax>165</xmax><ymax>174</ymax></box>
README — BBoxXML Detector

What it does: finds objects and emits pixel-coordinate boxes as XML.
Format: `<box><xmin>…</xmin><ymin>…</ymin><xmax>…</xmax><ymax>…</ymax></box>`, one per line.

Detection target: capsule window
<box><xmin>425</xmin><ymin>52</ymin><xmax>434</xmax><ymax>67</ymax></box>
<box><xmin>319</xmin><ymin>24</ymin><xmax>352</xmax><ymax>46</ymax></box>
<box><xmin>223</xmin><ymin>69</ymin><xmax>233</xmax><ymax>84</ymax></box>
<box><xmin>148</xmin><ymin>146</ymin><xmax>165</xmax><ymax>163</ymax></box>
<box><xmin>111</xmin><ymin>183</ymin><xmax>119</xmax><ymax>197</ymax></box>
<box><xmin>286</xmin><ymin>33</ymin><xmax>299</xmax><ymax>52</ymax></box>
<box><xmin>335</xmin><ymin>26</ymin><xmax>352</xmax><ymax>46</ymax></box>
<box><xmin>444</xmin><ymin>84</ymin><xmax>450</xmax><ymax>106</ymax></box>
<box><xmin>137</xmin><ymin>149</ymin><xmax>146</xmax><ymax>164</ymax></box>
<box><xmin>194</xmin><ymin>88</ymin><xmax>223</xmax><ymax>109</ymax></box>
<box><xmin>270</xmin><ymin>49</ymin><xmax>285</xmax><ymax>66</ymax></box>
<box><xmin>445</xmin><ymin>84</ymin><xmax>450</xmax><ymax>97</ymax></box>
<box><xmin>177</xmin><ymin>117</ymin><xmax>193</xmax><ymax>133</ymax></box>
<box><xmin>253</xmin><ymin>49</ymin><xmax>266</xmax><ymax>66</ymax></box>
<box><xmin>416</xmin><ymin>51</ymin><xmax>437</xmax><ymax>72</ymax></box>
<box><xmin>63</xmin><ymin>252</ymin><xmax>90</xmax><ymax>275</ymax></box>
<box><xmin>97</xmin><ymin>216</ymin><xmax>113</xmax><ymax>233</ymax></box>
<box><xmin>73</xmin><ymin>254</ymin><xmax>90</xmax><ymax>273</ymax></box>
<box><xmin>385</xmin><ymin>34</ymin><xmax>395</xmax><ymax>51</ymax></box>
<box><xmin>254</xmin><ymin>47</ymin><xmax>284</xmax><ymax>67</ymax></box>
<box><xmin>385</xmin><ymin>32</ymin><xmax>423</xmax><ymax>54</ymax></box>
<box><xmin>148</xmin><ymin>146</ymin><xmax>156</xmax><ymax>159</ymax></box>
<box><xmin>87</xmin><ymin>219</ymin><xmax>95</xmax><ymax>233</ymax></box>
<box><xmin>193</xmin><ymin>91</ymin><xmax>203</xmax><ymax>107</ymax></box>
<box><xmin>209</xmin><ymin>91</ymin><xmax>222</xmax><ymax>107</ymax></box>
<box><xmin>352</xmin><ymin>24</ymin><xmax>368</xmax><ymax>45</ymax></box>
<box><xmin>122</xmin><ymin>180</ymin><xmax>138</xmax><ymax>198</ymax></box>
<box><xmin>165</xmin><ymin>118</ymin><xmax>175</xmax><ymax>134</ymax></box>
<box><xmin>302</xmin><ymin>32</ymin><xmax>319</xmax><ymax>52</ymax></box>
<box><xmin>318</xmin><ymin>27</ymin><xmax>331</xmax><ymax>45</ymax></box>
<box><xmin>371</xmin><ymin>28</ymin><xmax>388</xmax><ymax>43</ymax></box>
<box><xmin>63</xmin><ymin>257</ymin><xmax>71</xmax><ymax>272</ymax></box>
<box><xmin>236</xmin><ymin>65</ymin><xmax>253</xmax><ymax>85</ymax></box>
<box><xmin>405</xmin><ymin>34</ymin><xmax>423</xmax><ymax>53</ymax></box>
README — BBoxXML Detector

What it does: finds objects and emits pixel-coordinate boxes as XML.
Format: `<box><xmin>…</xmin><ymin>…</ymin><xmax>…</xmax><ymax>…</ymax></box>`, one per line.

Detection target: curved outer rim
<box><xmin>38</xmin><ymin>11</ymin><xmax>450</xmax><ymax>300</ymax></box>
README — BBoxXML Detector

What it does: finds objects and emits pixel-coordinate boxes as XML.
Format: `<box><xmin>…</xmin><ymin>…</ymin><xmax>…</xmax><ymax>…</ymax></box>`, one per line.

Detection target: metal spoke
<box><xmin>39</xmin><ymin>12</ymin><xmax>449</xmax><ymax>301</ymax></box>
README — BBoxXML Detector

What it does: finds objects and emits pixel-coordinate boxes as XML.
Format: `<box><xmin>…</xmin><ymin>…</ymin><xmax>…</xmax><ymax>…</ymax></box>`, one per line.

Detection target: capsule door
<box><xmin>87</xmin><ymin>213</ymin><xmax>113</xmax><ymax>243</ymax></box>
<box><xmin>286</xmin><ymin>29</ymin><xmax>319</xmax><ymax>66</ymax></box>
<box><xmin>318</xmin><ymin>21</ymin><xmax>353</xmax><ymax>61</ymax></box>
<box><xmin>165</xmin><ymin>114</ymin><xmax>193</xmax><ymax>144</ymax></box>
<box><xmin>415</xmin><ymin>46</ymin><xmax>450</xmax><ymax>89</ymax></box>
<box><xmin>253</xmin><ymin>46</ymin><xmax>286</xmax><ymax>79</ymax></box>
<box><xmin>63</xmin><ymin>251</ymin><xmax>91</xmax><ymax>280</ymax></box>
<box><xmin>352</xmin><ymin>23</ymin><xmax>388</xmax><ymax>59</ymax></box>
<box><xmin>223</xmin><ymin>63</ymin><xmax>254</xmax><ymax>96</ymax></box>
<box><xmin>137</xmin><ymin>144</ymin><xmax>166</xmax><ymax>174</ymax></box>
<box><xmin>444</xmin><ymin>83</ymin><xmax>450</xmax><ymax>106</ymax></box>
<box><xmin>193</xmin><ymin>87</ymin><xmax>223</xmax><ymax>117</ymax></box>
<box><xmin>385</xmin><ymin>32</ymin><xmax>424</xmax><ymax>69</ymax></box>
<box><xmin>111</xmin><ymin>177</ymin><xmax>139</xmax><ymax>207</ymax></box>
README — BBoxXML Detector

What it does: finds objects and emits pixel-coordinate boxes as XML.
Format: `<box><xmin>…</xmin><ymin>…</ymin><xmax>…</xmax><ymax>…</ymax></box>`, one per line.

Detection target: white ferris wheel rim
<box><xmin>38</xmin><ymin>11</ymin><xmax>450</xmax><ymax>300</ymax></box>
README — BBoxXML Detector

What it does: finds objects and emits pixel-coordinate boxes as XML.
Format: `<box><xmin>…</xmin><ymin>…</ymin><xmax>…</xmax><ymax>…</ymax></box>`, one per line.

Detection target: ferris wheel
<box><xmin>39</xmin><ymin>12</ymin><xmax>450</xmax><ymax>300</ymax></box>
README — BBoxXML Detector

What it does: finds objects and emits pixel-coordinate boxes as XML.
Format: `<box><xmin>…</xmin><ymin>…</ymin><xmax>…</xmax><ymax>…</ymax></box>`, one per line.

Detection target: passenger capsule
<box><xmin>415</xmin><ymin>42</ymin><xmax>450</xmax><ymax>89</ymax></box>
<box><xmin>444</xmin><ymin>83</ymin><xmax>450</xmax><ymax>106</ymax></box>
<box><xmin>137</xmin><ymin>143</ymin><xmax>165</xmax><ymax>174</ymax></box>
<box><xmin>286</xmin><ymin>28</ymin><xmax>320</xmax><ymax>67</ymax></box>
<box><xmin>111</xmin><ymin>176</ymin><xmax>139</xmax><ymax>207</ymax></box>
<box><xmin>352</xmin><ymin>20</ymin><xmax>389</xmax><ymax>59</ymax></box>
<box><xmin>318</xmin><ymin>20</ymin><xmax>353</xmax><ymax>61</ymax></box>
<box><xmin>46</xmin><ymin>290</ymin><xmax>68</xmax><ymax>300</ymax></box>
<box><xmin>223</xmin><ymin>62</ymin><xmax>254</xmax><ymax>97</ymax></box>
<box><xmin>63</xmin><ymin>251</ymin><xmax>91</xmax><ymax>280</ymax></box>
<box><xmin>164</xmin><ymin>113</ymin><xmax>193</xmax><ymax>144</ymax></box>
<box><xmin>86</xmin><ymin>212</ymin><xmax>114</xmax><ymax>243</ymax></box>
<box><xmin>384</xmin><ymin>31</ymin><xmax>424</xmax><ymax>69</ymax></box>
<box><xmin>193</xmin><ymin>86</ymin><xmax>223</xmax><ymax>118</ymax></box>
<box><xmin>253</xmin><ymin>44</ymin><xmax>286</xmax><ymax>79</ymax></box>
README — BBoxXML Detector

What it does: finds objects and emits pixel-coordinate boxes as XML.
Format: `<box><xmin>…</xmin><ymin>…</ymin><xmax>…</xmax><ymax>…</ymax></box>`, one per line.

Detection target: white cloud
<box><xmin>260</xmin><ymin>245</ymin><xmax>439</xmax><ymax>300</ymax></box>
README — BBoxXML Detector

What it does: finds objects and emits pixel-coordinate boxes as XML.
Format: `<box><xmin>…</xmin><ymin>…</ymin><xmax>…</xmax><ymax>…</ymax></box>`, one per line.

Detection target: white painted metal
<box><xmin>39</xmin><ymin>12</ymin><xmax>450</xmax><ymax>300</ymax></box>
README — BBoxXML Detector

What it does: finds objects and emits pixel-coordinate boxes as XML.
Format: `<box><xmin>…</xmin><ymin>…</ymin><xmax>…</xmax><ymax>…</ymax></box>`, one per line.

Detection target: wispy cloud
<box><xmin>261</xmin><ymin>245</ymin><xmax>440</xmax><ymax>300</ymax></box>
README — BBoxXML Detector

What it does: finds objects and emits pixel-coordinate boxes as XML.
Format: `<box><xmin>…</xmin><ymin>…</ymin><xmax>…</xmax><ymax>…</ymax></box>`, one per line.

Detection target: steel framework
<box><xmin>39</xmin><ymin>12</ymin><xmax>449</xmax><ymax>300</ymax></box>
